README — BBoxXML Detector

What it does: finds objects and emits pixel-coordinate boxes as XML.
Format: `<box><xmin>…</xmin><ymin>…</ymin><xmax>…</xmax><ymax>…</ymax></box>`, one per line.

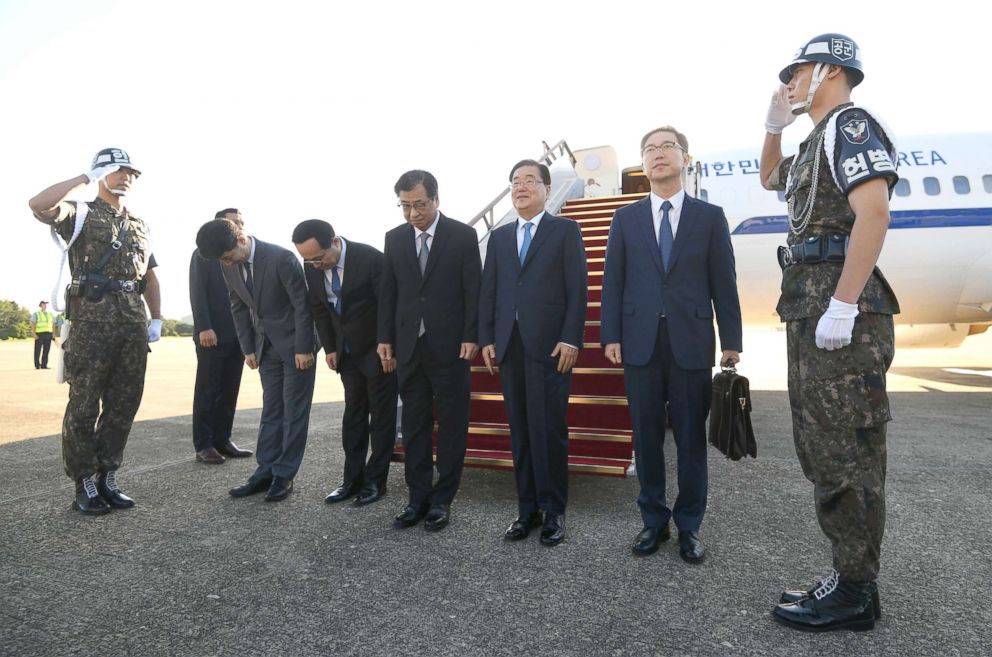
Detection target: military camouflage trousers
<box><xmin>786</xmin><ymin>313</ymin><xmax>894</xmax><ymax>581</ymax></box>
<box><xmin>62</xmin><ymin>320</ymin><xmax>148</xmax><ymax>479</ymax></box>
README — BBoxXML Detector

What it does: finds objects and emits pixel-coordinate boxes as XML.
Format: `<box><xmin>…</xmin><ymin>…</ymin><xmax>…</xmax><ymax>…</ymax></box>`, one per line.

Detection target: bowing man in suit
<box><xmin>601</xmin><ymin>125</ymin><xmax>743</xmax><ymax>563</ymax></box>
<box><xmin>479</xmin><ymin>160</ymin><xmax>587</xmax><ymax>546</ymax></box>
<box><xmin>292</xmin><ymin>219</ymin><xmax>398</xmax><ymax>508</ymax></box>
<box><xmin>377</xmin><ymin>170</ymin><xmax>482</xmax><ymax>532</ymax></box>
<box><xmin>195</xmin><ymin>219</ymin><xmax>317</xmax><ymax>502</ymax></box>
<box><xmin>188</xmin><ymin>208</ymin><xmax>252</xmax><ymax>465</ymax></box>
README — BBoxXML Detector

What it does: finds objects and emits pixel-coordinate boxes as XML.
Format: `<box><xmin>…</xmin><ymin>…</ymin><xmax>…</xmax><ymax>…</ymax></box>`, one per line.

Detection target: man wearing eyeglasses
<box><xmin>478</xmin><ymin>159</ymin><xmax>587</xmax><ymax>546</ymax></box>
<box><xmin>293</xmin><ymin>219</ymin><xmax>397</xmax><ymax>508</ymax></box>
<box><xmin>377</xmin><ymin>170</ymin><xmax>482</xmax><ymax>532</ymax></box>
<box><xmin>601</xmin><ymin>126</ymin><xmax>742</xmax><ymax>563</ymax></box>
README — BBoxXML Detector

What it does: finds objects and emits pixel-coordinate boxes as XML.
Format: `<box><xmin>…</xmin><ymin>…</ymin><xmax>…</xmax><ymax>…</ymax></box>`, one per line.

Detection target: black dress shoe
<box><xmin>424</xmin><ymin>504</ymin><xmax>450</xmax><ymax>531</ymax></box>
<box><xmin>265</xmin><ymin>477</ymin><xmax>294</xmax><ymax>501</ymax></box>
<box><xmin>72</xmin><ymin>477</ymin><xmax>111</xmax><ymax>515</ymax></box>
<box><xmin>780</xmin><ymin>572</ymin><xmax>881</xmax><ymax>619</ymax></box>
<box><xmin>217</xmin><ymin>441</ymin><xmax>253</xmax><ymax>458</ymax></box>
<box><xmin>229</xmin><ymin>477</ymin><xmax>272</xmax><ymax>497</ymax></box>
<box><xmin>96</xmin><ymin>471</ymin><xmax>135</xmax><ymax>509</ymax></box>
<box><xmin>393</xmin><ymin>504</ymin><xmax>429</xmax><ymax>529</ymax></box>
<box><xmin>353</xmin><ymin>482</ymin><xmax>386</xmax><ymax>507</ymax></box>
<box><xmin>631</xmin><ymin>525</ymin><xmax>671</xmax><ymax>556</ymax></box>
<box><xmin>678</xmin><ymin>530</ymin><xmax>705</xmax><ymax>563</ymax></box>
<box><xmin>504</xmin><ymin>511</ymin><xmax>543</xmax><ymax>541</ymax></box>
<box><xmin>324</xmin><ymin>481</ymin><xmax>360</xmax><ymax>504</ymax></box>
<box><xmin>540</xmin><ymin>513</ymin><xmax>565</xmax><ymax>546</ymax></box>
<box><xmin>773</xmin><ymin>579</ymin><xmax>876</xmax><ymax>632</ymax></box>
<box><xmin>196</xmin><ymin>448</ymin><xmax>226</xmax><ymax>464</ymax></box>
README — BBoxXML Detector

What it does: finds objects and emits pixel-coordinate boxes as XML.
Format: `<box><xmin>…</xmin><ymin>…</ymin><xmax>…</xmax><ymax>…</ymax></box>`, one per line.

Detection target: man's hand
<box><xmin>295</xmin><ymin>353</ymin><xmax>315</xmax><ymax>370</ymax></box>
<box><xmin>147</xmin><ymin>318</ymin><xmax>163</xmax><ymax>343</ymax></box>
<box><xmin>198</xmin><ymin>329</ymin><xmax>218</xmax><ymax>348</ymax></box>
<box><xmin>720</xmin><ymin>350</ymin><xmax>741</xmax><ymax>368</ymax></box>
<box><xmin>460</xmin><ymin>342</ymin><xmax>479</xmax><ymax>361</ymax></box>
<box><xmin>816</xmin><ymin>297</ymin><xmax>859</xmax><ymax>351</ymax></box>
<box><xmin>245</xmin><ymin>354</ymin><xmax>258</xmax><ymax>369</ymax></box>
<box><xmin>765</xmin><ymin>85</ymin><xmax>797</xmax><ymax>135</ymax></box>
<box><xmin>604</xmin><ymin>343</ymin><xmax>622</xmax><ymax>365</ymax></box>
<box><xmin>481</xmin><ymin>344</ymin><xmax>497</xmax><ymax>375</ymax></box>
<box><xmin>377</xmin><ymin>343</ymin><xmax>396</xmax><ymax>373</ymax></box>
<box><xmin>551</xmin><ymin>342</ymin><xmax>579</xmax><ymax>373</ymax></box>
<box><xmin>86</xmin><ymin>164</ymin><xmax>120</xmax><ymax>184</ymax></box>
<box><xmin>325</xmin><ymin>352</ymin><xmax>338</xmax><ymax>371</ymax></box>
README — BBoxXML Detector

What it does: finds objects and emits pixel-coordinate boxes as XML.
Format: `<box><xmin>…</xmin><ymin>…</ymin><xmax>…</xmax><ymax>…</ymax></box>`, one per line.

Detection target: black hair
<box><xmin>292</xmin><ymin>219</ymin><xmax>335</xmax><ymax>248</ymax></box>
<box><xmin>393</xmin><ymin>170</ymin><xmax>438</xmax><ymax>199</ymax></box>
<box><xmin>196</xmin><ymin>220</ymin><xmax>239</xmax><ymax>259</ymax></box>
<box><xmin>640</xmin><ymin>125</ymin><xmax>689</xmax><ymax>153</ymax></box>
<box><xmin>508</xmin><ymin>159</ymin><xmax>551</xmax><ymax>185</ymax></box>
<box><xmin>214</xmin><ymin>207</ymin><xmax>239</xmax><ymax>220</ymax></box>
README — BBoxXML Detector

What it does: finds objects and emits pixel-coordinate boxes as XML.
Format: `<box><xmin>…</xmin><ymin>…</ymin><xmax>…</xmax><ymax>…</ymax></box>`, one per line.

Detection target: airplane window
<box><xmin>894</xmin><ymin>179</ymin><xmax>910</xmax><ymax>197</ymax></box>
<box><xmin>984</xmin><ymin>175</ymin><xmax>992</xmax><ymax>193</ymax></box>
<box><xmin>953</xmin><ymin>176</ymin><xmax>971</xmax><ymax>194</ymax></box>
<box><xmin>699</xmin><ymin>189</ymin><xmax>709</xmax><ymax>202</ymax></box>
<box><xmin>776</xmin><ymin>191</ymin><xmax>786</xmax><ymax>202</ymax></box>
<box><xmin>923</xmin><ymin>177</ymin><xmax>941</xmax><ymax>196</ymax></box>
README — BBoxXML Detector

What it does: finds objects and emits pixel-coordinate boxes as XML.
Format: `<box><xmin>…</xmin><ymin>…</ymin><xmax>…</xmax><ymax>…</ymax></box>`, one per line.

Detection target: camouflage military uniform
<box><xmin>39</xmin><ymin>198</ymin><xmax>154</xmax><ymax>480</ymax></box>
<box><xmin>768</xmin><ymin>103</ymin><xmax>899</xmax><ymax>581</ymax></box>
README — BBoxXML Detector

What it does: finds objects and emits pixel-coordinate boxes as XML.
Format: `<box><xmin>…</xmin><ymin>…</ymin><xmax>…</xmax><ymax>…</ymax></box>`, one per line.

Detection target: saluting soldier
<box><xmin>28</xmin><ymin>148</ymin><xmax>163</xmax><ymax>515</ymax></box>
<box><xmin>760</xmin><ymin>34</ymin><xmax>900</xmax><ymax>632</ymax></box>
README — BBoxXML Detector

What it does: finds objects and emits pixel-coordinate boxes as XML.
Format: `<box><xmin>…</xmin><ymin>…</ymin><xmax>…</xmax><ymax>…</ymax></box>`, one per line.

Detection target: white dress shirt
<box><xmin>414</xmin><ymin>211</ymin><xmax>441</xmax><ymax>253</ymax></box>
<box><xmin>322</xmin><ymin>237</ymin><xmax>347</xmax><ymax>306</ymax></box>
<box><xmin>649</xmin><ymin>188</ymin><xmax>686</xmax><ymax>243</ymax></box>
<box><xmin>516</xmin><ymin>211</ymin><xmax>545</xmax><ymax>255</ymax></box>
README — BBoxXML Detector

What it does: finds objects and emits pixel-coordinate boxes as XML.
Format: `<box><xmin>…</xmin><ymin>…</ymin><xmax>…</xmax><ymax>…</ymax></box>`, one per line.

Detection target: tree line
<box><xmin>0</xmin><ymin>299</ymin><xmax>192</xmax><ymax>339</ymax></box>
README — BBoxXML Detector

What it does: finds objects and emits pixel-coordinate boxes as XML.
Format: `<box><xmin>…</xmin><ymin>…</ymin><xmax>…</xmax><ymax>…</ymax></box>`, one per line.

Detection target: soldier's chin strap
<box><xmin>101</xmin><ymin>179</ymin><xmax>127</xmax><ymax>197</ymax></box>
<box><xmin>791</xmin><ymin>61</ymin><xmax>827</xmax><ymax>115</ymax></box>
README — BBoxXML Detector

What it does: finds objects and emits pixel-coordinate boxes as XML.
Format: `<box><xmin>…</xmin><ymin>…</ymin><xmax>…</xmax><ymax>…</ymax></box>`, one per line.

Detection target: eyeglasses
<box><xmin>302</xmin><ymin>252</ymin><xmax>327</xmax><ymax>267</ymax></box>
<box><xmin>510</xmin><ymin>178</ymin><xmax>545</xmax><ymax>190</ymax></box>
<box><xmin>398</xmin><ymin>200</ymin><xmax>434</xmax><ymax>213</ymax></box>
<box><xmin>642</xmin><ymin>141</ymin><xmax>684</xmax><ymax>156</ymax></box>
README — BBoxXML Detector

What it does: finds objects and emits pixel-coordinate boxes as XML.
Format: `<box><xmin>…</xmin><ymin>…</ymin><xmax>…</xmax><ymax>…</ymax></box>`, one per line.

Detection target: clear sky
<box><xmin>1</xmin><ymin>0</ymin><xmax>986</xmax><ymax>318</ymax></box>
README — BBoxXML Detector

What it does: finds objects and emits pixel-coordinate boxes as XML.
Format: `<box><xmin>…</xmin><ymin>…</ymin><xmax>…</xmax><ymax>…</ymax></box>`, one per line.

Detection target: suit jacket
<box><xmin>378</xmin><ymin>214</ymin><xmax>482</xmax><ymax>365</ymax></box>
<box><xmin>600</xmin><ymin>194</ymin><xmax>742</xmax><ymax>369</ymax></box>
<box><xmin>479</xmin><ymin>214</ymin><xmax>588</xmax><ymax>362</ymax></box>
<box><xmin>306</xmin><ymin>238</ymin><xmax>384</xmax><ymax>379</ymax></box>
<box><xmin>189</xmin><ymin>249</ymin><xmax>238</xmax><ymax>343</ymax></box>
<box><xmin>221</xmin><ymin>238</ymin><xmax>316</xmax><ymax>363</ymax></box>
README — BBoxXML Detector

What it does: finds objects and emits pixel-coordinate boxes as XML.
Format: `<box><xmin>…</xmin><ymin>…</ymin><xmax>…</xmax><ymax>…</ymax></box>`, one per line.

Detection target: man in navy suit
<box><xmin>601</xmin><ymin>125</ymin><xmax>742</xmax><ymax>562</ymax></box>
<box><xmin>195</xmin><ymin>219</ymin><xmax>317</xmax><ymax>502</ymax></box>
<box><xmin>293</xmin><ymin>219</ymin><xmax>397</xmax><ymax>508</ymax></box>
<box><xmin>479</xmin><ymin>159</ymin><xmax>587</xmax><ymax>546</ymax></box>
<box><xmin>377</xmin><ymin>170</ymin><xmax>482</xmax><ymax>532</ymax></box>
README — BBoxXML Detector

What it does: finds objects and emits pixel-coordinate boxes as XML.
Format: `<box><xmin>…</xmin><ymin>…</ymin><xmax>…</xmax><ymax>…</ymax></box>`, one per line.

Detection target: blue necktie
<box><xmin>243</xmin><ymin>263</ymin><xmax>254</xmax><ymax>295</ymax></box>
<box><xmin>659</xmin><ymin>200</ymin><xmax>674</xmax><ymax>273</ymax></box>
<box><xmin>330</xmin><ymin>266</ymin><xmax>342</xmax><ymax>315</ymax></box>
<box><xmin>519</xmin><ymin>222</ymin><xmax>533</xmax><ymax>265</ymax></box>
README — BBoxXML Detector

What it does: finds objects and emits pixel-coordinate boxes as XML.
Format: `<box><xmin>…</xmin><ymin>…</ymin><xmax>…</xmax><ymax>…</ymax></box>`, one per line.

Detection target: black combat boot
<box><xmin>73</xmin><ymin>476</ymin><xmax>112</xmax><ymax>515</ymax></box>
<box><xmin>97</xmin><ymin>471</ymin><xmax>135</xmax><ymax>509</ymax></box>
<box><xmin>780</xmin><ymin>569</ymin><xmax>881</xmax><ymax>619</ymax></box>
<box><xmin>773</xmin><ymin>575</ymin><xmax>876</xmax><ymax>632</ymax></box>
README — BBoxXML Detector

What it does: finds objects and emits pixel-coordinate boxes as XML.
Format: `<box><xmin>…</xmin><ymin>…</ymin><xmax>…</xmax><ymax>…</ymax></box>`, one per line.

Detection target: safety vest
<box><xmin>34</xmin><ymin>311</ymin><xmax>53</xmax><ymax>333</ymax></box>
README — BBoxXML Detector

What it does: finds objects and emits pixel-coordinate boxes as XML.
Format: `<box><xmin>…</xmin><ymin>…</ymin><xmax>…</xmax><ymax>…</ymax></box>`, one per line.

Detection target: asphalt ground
<box><xmin>1</xmin><ymin>389</ymin><xmax>990</xmax><ymax>657</ymax></box>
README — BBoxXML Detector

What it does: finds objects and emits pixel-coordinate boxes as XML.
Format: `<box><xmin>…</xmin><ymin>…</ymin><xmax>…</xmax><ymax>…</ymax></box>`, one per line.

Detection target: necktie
<box><xmin>519</xmin><ymin>222</ymin><xmax>533</xmax><ymax>265</ymax></box>
<box><xmin>244</xmin><ymin>262</ymin><xmax>254</xmax><ymax>295</ymax></box>
<box><xmin>418</xmin><ymin>232</ymin><xmax>430</xmax><ymax>275</ymax></box>
<box><xmin>330</xmin><ymin>266</ymin><xmax>342</xmax><ymax>315</ymax></box>
<box><xmin>659</xmin><ymin>200</ymin><xmax>674</xmax><ymax>274</ymax></box>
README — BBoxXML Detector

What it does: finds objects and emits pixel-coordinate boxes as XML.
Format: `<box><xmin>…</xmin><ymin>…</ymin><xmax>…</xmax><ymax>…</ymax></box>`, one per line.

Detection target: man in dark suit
<box><xmin>479</xmin><ymin>159</ymin><xmax>587</xmax><ymax>546</ymax></box>
<box><xmin>377</xmin><ymin>170</ymin><xmax>482</xmax><ymax>531</ymax></box>
<box><xmin>292</xmin><ymin>219</ymin><xmax>398</xmax><ymax>507</ymax></box>
<box><xmin>601</xmin><ymin>125</ymin><xmax>743</xmax><ymax>563</ymax></box>
<box><xmin>195</xmin><ymin>219</ymin><xmax>316</xmax><ymax>502</ymax></box>
<box><xmin>188</xmin><ymin>208</ymin><xmax>252</xmax><ymax>465</ymax></box>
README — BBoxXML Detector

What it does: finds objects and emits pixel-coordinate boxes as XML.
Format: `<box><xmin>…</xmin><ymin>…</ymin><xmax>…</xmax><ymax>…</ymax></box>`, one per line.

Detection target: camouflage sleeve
<box><xmin>35</xmin><ymin>201</ymin><xmax>78</xmax><ymax>241</ymax></box>
<box><xmin>766</xmin><ymin>155</ymin><xmax>794</xmax><ymax>191</ymax></box>
<box><xmin>832</xmin><ymin>108</ymin><xmax>898</xmax><ymax>195</ymax></box>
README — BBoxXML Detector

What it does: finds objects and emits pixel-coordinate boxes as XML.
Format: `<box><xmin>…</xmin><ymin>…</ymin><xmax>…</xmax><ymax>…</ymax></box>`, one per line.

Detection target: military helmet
<box><xmin>91</xmin><ymin>148</ymin><xmax>141</xmax><ymax>175</ymax></box>
<box><xmin>779</xmin><ymin>33</ymin><xmax>863</xmax><ymax>86</ymax></box>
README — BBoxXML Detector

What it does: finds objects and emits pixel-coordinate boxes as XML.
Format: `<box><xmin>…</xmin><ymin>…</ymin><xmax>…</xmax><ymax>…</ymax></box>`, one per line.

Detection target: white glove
<box><xmin>815</xmin><ymin>297</ymin><xmax>859</xmax><ymax>351</ymax></box>
<box><xmin>86</xmin><ymin>164</ymin><xmax>120</xmax><ymax>184</ymax></box>
<box><xmin>147</xmin><ymin>318</ymin><xmax>163</xmax><ymax>343</ymax></box>
<box><xmin>765</xmin><ymin>85</ymin><xmax>797</xmax><ymax>135</ymax></box>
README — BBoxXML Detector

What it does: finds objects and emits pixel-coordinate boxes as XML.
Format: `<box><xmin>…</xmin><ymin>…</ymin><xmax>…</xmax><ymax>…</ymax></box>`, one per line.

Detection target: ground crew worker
<box><xmin>31</xmin><ymin>300</ymin><xmax>56</xmax><ymax>369</ymax></box>
<box><xmin>760</xmin><ymin>34</ymin><xmax>900</xmax><ymax>632</ymax></box>
<box><xmin>28</xmin><ymin>148</ymin><xmax>163</xmax><ymax>515</ymax></box>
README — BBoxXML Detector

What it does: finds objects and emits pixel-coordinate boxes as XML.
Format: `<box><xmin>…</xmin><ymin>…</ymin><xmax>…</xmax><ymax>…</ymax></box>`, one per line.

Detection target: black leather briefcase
<box><xmin>708</xmin><ymin>367</ymin><xmax>757</xmax><ymax>461</ymax></box>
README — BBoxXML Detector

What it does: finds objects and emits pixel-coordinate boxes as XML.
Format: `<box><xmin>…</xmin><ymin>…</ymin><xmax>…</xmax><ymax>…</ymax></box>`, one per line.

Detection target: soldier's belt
<box><xmin>104</xmin><ymin>279</ymin><xmax>146</xmax><ymax>293</ymax></box>
<box><xmin>777</xmin><ymin>233</ymin><xmax>849</xmax><ymax>270</ymax></box>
